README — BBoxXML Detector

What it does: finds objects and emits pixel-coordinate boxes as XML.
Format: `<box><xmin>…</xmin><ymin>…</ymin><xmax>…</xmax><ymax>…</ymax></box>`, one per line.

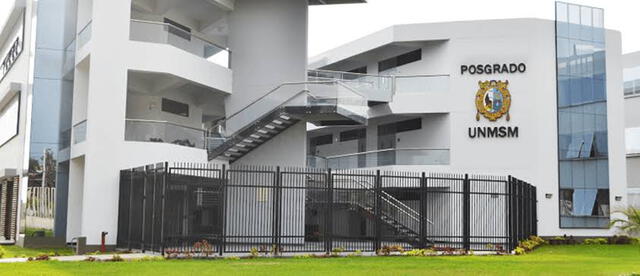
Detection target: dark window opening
<box><xmin>348</xmin><ymin>66</ymin><xmax>367</xmax><ymax>74</ymax></box>
<box><xmin>396</xmin><ymin>118</ymin><xmax>422</xmax><ymax>133</ymax></box>
<box><xmin>161</xmin><ymin>98</ymin><xmax>189</xmax><ymax>117</ymax></box>
<box><xmin>310</xmin><ymin>134</ymin><xmax>333</xmax><ymax>146</ymax></box>
<box><xmin>378</xmin><ymin>49</ymin><xmax>422</xmax><ymax>72</ymax></box>
<box><xmin>339</xmin><ymin>129</ymin><xmax>365</xmax><ymax>142</ymax></box>
<box><xmin>164</xmin><ymin>18</ymin><xmax>191</xmax><ymax>41</ymax></box>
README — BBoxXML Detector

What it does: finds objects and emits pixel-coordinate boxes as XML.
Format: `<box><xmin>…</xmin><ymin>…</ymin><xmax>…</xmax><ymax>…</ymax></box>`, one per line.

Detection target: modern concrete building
<box><xmin>623</xmin><ymin>51</ymin><xmax>640</xmax><ymax>207</ymax></box>
<box><xmin>0</xmin><ymin>0</ymin><xmax>630</xmax><ymax>250</ymax></box>
<box><xmin>308</xmin><ymin>3</ymin><xmax>628</xmax><ymax>237</ymax></box>
<box><xmin>0</xmin><ymin>0</ymin><xmax>366</xmax><ymax>249</ymax></box>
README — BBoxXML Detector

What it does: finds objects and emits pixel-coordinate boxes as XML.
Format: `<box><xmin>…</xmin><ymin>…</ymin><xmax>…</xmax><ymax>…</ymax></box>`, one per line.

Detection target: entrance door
<box><xmin>377</xmin><ymin>123</ymin><xmax>396</xmax><ymax>166</ymax></box>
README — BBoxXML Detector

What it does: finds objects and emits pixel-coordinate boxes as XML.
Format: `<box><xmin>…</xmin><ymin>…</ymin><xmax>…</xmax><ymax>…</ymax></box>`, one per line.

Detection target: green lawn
<box><xmin>0</xmin><ymin>245</ymin><xmax>73</xmax><ymax>259</ymax></box>
<box><xmin>1</xmin><ymin>245</ymin><xmax>639</xmax><ymax>275</ymax></box>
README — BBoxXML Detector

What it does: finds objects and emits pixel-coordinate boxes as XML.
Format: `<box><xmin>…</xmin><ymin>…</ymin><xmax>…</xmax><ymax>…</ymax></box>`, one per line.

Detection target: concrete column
<box><xmin>225</xmin><ymin>0</ymin><xmax>308</xmax><ymax>166</ymax></box>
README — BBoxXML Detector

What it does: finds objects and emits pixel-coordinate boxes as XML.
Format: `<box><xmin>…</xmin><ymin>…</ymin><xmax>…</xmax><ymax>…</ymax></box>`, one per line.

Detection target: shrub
<box><xmin>514</xmin><ymin>247</ymin><xmax>526</xmax><ymax>255</ymax></box>
<box><xmin>224</xmin><ymin>256</ymin><xmax>240</xmax><ymax>260</ymax></box>
<box><xmin>348</xmin><ymin>250</ymin><xmax>362</xmax><ymax>257</ymax></box>
<box><xmin>377</xmin><ymin>245</ymin><xmax>404</xmax><ymax>256</ymax></box>
<box><xmin>515</xmin><ymin>236</ymin><xmax>547</xmax><ymax>255</ymax></box>
<box><xmin>583</xmin><ymin>238</ymin><xmax>608</xmax><ymax>245</ymax></box>
<box><xmin>249</xmin><ymin>247</ymin><xmax>259</xmax><ymax>258</ymax></box>
<box><xmin>0</xmin><ymin>246</ymin><xmax>5</xmax><ymax>259</ymax></box>
<box><xmin>109</xmin><ymin>254</ymin><xmax>124</xmax><ymax>262</ymax></box>
<box><xmin>294</xmin><ymin>254</ymin><xmax>312</xmax><ymax>259</ymax></box>
<box><xmin>609</xmin><ymin>235</ymin><xmax>633</xmax><ymax>245</ymax></box>
<box><xmin>331</xmin><ymin>247</ymin><xmax>345</xmax><ymax>257</ymax></box>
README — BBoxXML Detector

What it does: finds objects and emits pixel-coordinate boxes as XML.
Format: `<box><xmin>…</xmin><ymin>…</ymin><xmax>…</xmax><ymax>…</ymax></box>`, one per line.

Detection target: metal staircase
<box><xmin>306</xmin><ymin>175</ymin><xmax>433</xmax><ymax>247</ymax></box>
<box><xmin>207</xmin><ymin>81</ymin><xmax>371</xmax><ymax>163</ymax></box>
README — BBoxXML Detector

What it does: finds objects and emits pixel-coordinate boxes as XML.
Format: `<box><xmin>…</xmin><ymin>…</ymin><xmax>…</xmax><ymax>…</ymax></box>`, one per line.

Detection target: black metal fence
<box><xmin>117</xmin><ymin>163</ymin><xmax>537</xmax><ymax>254</ymax></box>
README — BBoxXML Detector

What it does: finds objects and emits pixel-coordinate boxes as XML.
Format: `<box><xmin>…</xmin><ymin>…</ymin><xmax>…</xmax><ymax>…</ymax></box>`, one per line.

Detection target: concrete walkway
<box><xmin>0</xmin><ymin>253</ymin><xmax>159</xmax><ymax>263</ymax></box>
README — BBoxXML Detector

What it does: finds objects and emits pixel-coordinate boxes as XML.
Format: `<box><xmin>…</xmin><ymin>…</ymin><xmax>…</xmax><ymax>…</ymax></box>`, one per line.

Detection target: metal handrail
<box><xmin>350</xmin><ymin>178</ymin><xmax>432</xmax><ymax>225</ymax></box>
<box><xmin>208</xmin><ymin>80</ymin><xmax>368</xmax><ymax>136</ymax></box>
<box><xmin>78</xmin><ymin>20</ymin><xmax>92</xmax><ymax>35</ymax></box>
<box><xmin>321</xmin><ymin>147</ymin><xmax>450</xmax><ymax>159</ymax></box>
<box><xmin>125</xmin><ymin>118</ymin><xmax>206</xmax><ymax>133</ymax></box>
<box><xmin>333</xmin><ymin>177</ymin><xmax>432</xmax><ymax>227</ymax></box>
<box><xmin>130</xmin><ymin>19</ymin><xmax>230</xmax><ymax>54</ymax></box>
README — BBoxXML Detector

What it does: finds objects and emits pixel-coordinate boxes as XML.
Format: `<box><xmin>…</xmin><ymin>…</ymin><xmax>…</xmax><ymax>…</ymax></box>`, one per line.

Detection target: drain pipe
<box><xmin>101</xmin><ymin>232</ymin><xmax>108</xmax><ymax>252</ymax></box>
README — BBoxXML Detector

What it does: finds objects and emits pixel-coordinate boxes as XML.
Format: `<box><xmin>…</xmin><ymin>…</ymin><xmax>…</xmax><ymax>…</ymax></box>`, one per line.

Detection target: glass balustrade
<box><xmin>221</xmin><ymin>81</ymin><xmax>368</xmax><ymax>135</ymax></box>
<box><xmin>77</xmin><ymin>21</ymin><xmax>92</xmax><ymax>48</ymax></box>
<box><xmin>130</xmin><ymin>19</ymin><xmax>231</xmax><ymax>69</ymax></box>
<box><xmin>73</xmin><ymin>120</ymin><xmax>87</xmax><ymax>144</ymax></box>
<box><xmin>308</xmin><ymin>69</ymin><xmax>394</xmax><ymax>101</ymax></box>
<box><xmin>308</xmin><ymin>148</ymin><xmax>450</xmax><ymax>169</ymax></box>
<box><xmin>125</xmin><ymin>119</ymin><xmax>205</xmax><ymax>149</ymax></box>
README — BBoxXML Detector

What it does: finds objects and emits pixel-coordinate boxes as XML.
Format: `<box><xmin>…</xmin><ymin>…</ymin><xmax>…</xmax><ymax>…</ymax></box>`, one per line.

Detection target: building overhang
<box><xmin>0</xmin><ymin>0</ymin><xmax>25</xmax><ymax>47</ymax></box>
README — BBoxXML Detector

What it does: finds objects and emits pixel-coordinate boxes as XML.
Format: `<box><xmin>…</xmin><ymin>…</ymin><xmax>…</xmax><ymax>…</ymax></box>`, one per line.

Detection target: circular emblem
<box><xmin>475</xmin><ymin>80</ymin><xmax>511</xmax><ymax>121</ymax></box>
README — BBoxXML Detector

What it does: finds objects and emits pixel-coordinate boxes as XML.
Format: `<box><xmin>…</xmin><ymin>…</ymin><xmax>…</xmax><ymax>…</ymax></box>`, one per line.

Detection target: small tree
<box><xmin>610</xmin><ymin>206</ymin><xmax>640</xmax><ymax>237</ymax></box>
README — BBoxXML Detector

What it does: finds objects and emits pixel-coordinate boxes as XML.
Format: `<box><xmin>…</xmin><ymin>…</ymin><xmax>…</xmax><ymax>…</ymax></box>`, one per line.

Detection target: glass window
<box><xmin>310</xmin><ymin>134</ymin><xmax>333</xmax><ymax>146</ymax></box>
<box><xmin>556</xmin><ymin>2</ymin><xmax>609</xmax><ymax>228</ymax></box>
<box><xmin>161</xmin><ymin>98</ymin><xmax>189</xmax><ymax>117</ymax></box>
<box><xmin>339</xmin><ymin>128</ymin><xmax>365</xmax><ymax>142</ymax></box>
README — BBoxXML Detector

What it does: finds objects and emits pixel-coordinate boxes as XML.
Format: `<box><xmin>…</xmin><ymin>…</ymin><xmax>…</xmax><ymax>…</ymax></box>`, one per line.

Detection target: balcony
<box><xmin>308</xmin><ymin>148</ymin><xmax>450</xmax><ymax>169</ymax></box>
<box><xmin>130</xmin><ymin>19</ymin><xmax>230</xmax><ymax>69</ymax></box>
<box><xmin>125</xmin><ymin>119</ymin><xmax>206</xmax><ymax>149</ymax></box>
<box><xmin>308</xmin><ymin>69</ymin><xmax>394</xmax><ymax>102</ymax></box>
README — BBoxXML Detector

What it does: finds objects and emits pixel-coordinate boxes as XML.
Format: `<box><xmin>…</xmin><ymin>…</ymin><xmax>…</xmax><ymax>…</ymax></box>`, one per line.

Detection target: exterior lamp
<box><xmin>545</xmin><ymin>193</ymin><xmax>553</xmax><ymax>199</ymax></box>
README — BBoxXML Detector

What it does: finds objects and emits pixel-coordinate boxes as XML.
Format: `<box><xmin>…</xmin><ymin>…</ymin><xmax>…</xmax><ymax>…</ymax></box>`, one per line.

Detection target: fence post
<box><xmin>272</xmin><ymin>166</ymin><xmax>282</xmax><ymax>254</ymax></box>
<box><xmin>159</xmin><ymin>162</ymin><xmax>168</xmax><ymax>256</ymax></box>
<box><xmin>141</xmin><ymin>166</ymin><xmax>149</xmax><ymax>253</ymax></box>
<box><xmin>374</xmin><ymin>170</ymin><xmax>382</xmax><ymax>253</ymax></box>
<box><xmin>127</xmin><ymin>168</ymin><xmax>134</xmax><ymax>251</ymax></box>
<box><xmin>420</xmin><ymin>172</ymin><xmax>427</xmax><ymax>248</ymax></box>
<box><xmin>326</xmin><ymin>168</ymin><xmax>333</xmax><ymax>254</ymax></box>
<box><xmin>506</xmin><ymin>176</ymin><xmax>512</xmax><ymax>251</ymax></box>
<box><xmin>532</xmin><ymin>185</ymin><xmax>538</xmax><ymax>236</ymax></box>
<box><xmin>219</xmin><ymin>164</ymin><xmax>226</xmax><ymax>256</ymax></box>
<box><xmin>462</xmin><ymin>174</ymin><xmax>470</xmax><ymax>251</ymax></box>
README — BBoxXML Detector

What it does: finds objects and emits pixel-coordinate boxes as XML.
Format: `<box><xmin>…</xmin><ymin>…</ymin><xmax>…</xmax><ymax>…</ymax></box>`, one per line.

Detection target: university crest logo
<box><xmin>475</xmin><ymin>80</ymin><xmax>511</xmax><ymax>122</ymax></box>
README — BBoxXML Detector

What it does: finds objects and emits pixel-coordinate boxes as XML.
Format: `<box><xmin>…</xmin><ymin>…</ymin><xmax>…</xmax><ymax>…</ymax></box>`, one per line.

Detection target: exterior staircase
<box><xmin>207</xmin><ymin>79</ymin><xmax>376</xmax><ymax>163</ymax></box>
<box><xmin>305</xmin><ymin>175</ymin><xmax>433</xmax><ymax>247</ymax></box>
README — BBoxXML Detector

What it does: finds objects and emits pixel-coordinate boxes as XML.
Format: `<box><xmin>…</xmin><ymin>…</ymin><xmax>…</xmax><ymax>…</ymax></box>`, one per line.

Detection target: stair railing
<box><xmin>205</xmin><ymin>81</ymin><xmax>368</xmax><ymax>156</ymax></box>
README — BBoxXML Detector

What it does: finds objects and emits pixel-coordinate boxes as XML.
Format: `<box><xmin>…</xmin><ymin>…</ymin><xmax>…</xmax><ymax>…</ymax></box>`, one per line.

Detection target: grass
<box><xmin>0</xmin><ymin>245</ymin><xmax>74</xmax><ymax>258</ymax></box>
<box><xmin>0</xmin><ymin>245</ymin><xmax>639</xmax><ymax>275</ymax></box>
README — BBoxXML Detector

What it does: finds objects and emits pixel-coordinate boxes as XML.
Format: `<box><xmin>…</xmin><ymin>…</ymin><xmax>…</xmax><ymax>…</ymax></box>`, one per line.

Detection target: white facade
<box><xmin>0</xmin><ymin>0</ymin><xmax>630</xmax><ymax>248</ymax></box>
<box><xmin>623</xmin><ymin>51</ymin><xmax>640</xmax><ymax>207</ymax></box>
<box><xmin>0</xmin><ymin>0</ymin><xmax>365</xmax><ymax>247</ymax></box>
<box><xmin>309</xmin><ymin>18</ymin><xmax>628</xmax><ymax>237</ymax></box>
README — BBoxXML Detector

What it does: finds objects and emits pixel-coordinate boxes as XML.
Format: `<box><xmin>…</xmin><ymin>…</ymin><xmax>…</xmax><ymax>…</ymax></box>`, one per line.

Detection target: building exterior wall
<box><xmin>309</xmin><ymin>18</ymin><xmax>627</xmax><ymax>237</ymax></box>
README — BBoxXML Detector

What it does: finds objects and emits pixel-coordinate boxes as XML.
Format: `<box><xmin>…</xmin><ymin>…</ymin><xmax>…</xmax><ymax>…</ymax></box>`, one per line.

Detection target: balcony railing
<box><xmin>125</xmin><ymin>119</ymin><xmax>205</xmax><ymax>149</ymax></box>
<box><xmin>73</xmin><ymin>120</ymin><xmax>87</xmax><ymax>144</ymax></box>
<box><xmin>130</xmin><ymin>19</ymin><xmax>231</xmax><ymax>69</ymax></box>
<box><xmin>308</xmin><ymin>148</ymin><xmax>450</xmax><ymax>169</ymax></box>
<box><xmin>394</xmin><ymin>75</ymin><xmax>449</xmax><ymax>94</ymax></box>
<box><xmin>77</xmin><ymin>20</ymin><xmax>92</xmax><ymax>48</ymax></box>
<box><xmin>308</xmin><ymin>69</ymin><xmax>394</xmax><ymax>102</ymax></box>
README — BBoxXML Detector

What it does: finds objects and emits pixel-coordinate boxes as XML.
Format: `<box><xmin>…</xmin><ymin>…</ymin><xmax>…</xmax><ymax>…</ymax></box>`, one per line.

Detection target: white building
<box><xmin>0</xmin><ymin>0</ymin><xmax>629</xmax><ymax>250</ymax></box>
<box><xmin>308</xmin><ymin>3</ymin><xmax>627</xmax><ymax>237</ymax></box>
<box><xmin>623</xmin><ymin>51</ymin><xmax>640</xmax><ymax>207</ymax></box>
<box><xmin>0</xmin><ymin>0</ymin><xmax>366</xmax><ymax>249</ymax></box>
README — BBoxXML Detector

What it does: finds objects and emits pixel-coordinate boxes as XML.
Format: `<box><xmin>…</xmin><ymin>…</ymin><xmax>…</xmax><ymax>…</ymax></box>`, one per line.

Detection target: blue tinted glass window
<box><xmin>556</xmin><ymin>2</ymin><xmax>609</xmax><ymax>228</ymax></box>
